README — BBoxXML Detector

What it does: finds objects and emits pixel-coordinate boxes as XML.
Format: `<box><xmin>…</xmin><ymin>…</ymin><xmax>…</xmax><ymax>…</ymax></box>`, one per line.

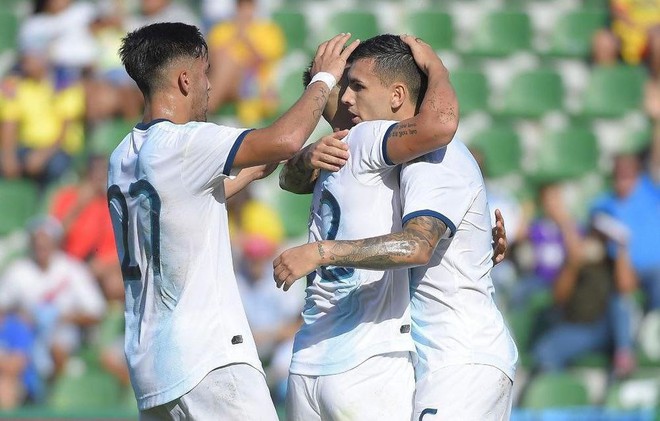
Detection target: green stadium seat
<box><xmin>530</xmin><ymin>126</ymin><xmax>599</xmax><ymax>182</ymax></box>
<box><xmin>580</xmin><ymin>65</ymin><xmax>646</xmax><ymax>118</ymax></box>
<box><xmin>328</xmin><ymin>11</ymin><xmax>379</xmax><ymax>45</ymax></box>
<box><xmin>0</xmin><ymin>11</ymin><xmax>18</xmax><ymax>53</ymax></box>
<box><xmin>273</xmin><ymin>188</ymin><xmax>312</xmax><ymax>239</ymax></box>
<box><xmin>450</xmin><ymin>69</ymin><xmax>489</xmax><ymax>115</ymax></box>
<box><xmin>272</xmin><ymin>10</ymin><xmax>309</xmax><ymax>53</ymax></box>
<box><xmin>404</xmin><ymin>11</ymin><xmax>454</xmax><ymax>51</ymax></box>
<box><xmin>88</xmin><ymin>118</ymin><xmax>136</xmax><ymax>156</ymax></box>
<box><xmin>49</xmin><ymin>367</ymin><xmax>121</xmax><ymax>410</ymax></box>
<box><xmin>469</xmin><ymin>126</ymin><xmax>522</xmax><ymax>178</ymax></box>
<box><xmin>0</xmin><ymin>179</ymin><xmax>39</xmax><ymax>236</ymax></box>
<box><xmin>547</xmin><ymin>10</ymin><xmax>607</xmax><ymax>58</ymax></box>
<box><xmin>465</xmin><ymin>11</ymin><xmax>532</xmax><ymax>57</ymax></box>
<box><xmin>521</xmin><ymin>372</ymin><xmax>589</xmax><ymax>409</ymax></box>
<box><xmin>498</xmin><ymin>69</ymin><xmax>564</xmax><ymax>118</ymax></box>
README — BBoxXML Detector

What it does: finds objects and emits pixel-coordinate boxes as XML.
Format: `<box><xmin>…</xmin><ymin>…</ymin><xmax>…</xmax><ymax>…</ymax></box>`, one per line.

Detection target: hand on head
<box><xmin>311</xmin><ymin>33</ymin><xmax>360</xmax><ymax>85</ymax></box>
<box><xmin>400</xmin><ymin>34</ymin><xmax>446</xmax><ymax>76</ymax></box>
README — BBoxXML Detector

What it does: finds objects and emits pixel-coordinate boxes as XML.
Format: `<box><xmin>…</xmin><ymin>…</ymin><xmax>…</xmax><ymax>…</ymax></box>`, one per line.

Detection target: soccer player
<box><xmin>275</xmin><ymin>35</ymin><xmax>460</xmax><ymax>420</ymax></box>
<box><xmin>276</xmin><ymin>35</ymin><xmax>517</xmax><ymax>420</ymax></box>
<box><xmin>107</xmin><ymin>22</ymin><xmax>357</xmax><ymax>419</ymax></box>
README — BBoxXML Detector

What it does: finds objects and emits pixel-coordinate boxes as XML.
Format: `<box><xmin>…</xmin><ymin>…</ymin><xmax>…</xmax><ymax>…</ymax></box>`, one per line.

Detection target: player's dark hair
<box><xmin>348</xmin><ymin>34</ymin><xmax>427</xmax><ymax>110</ymax></box>
<box><xmin>302</xmin><ymin>64</ymin><xmax>312</xmax><ymax>88</ymax></box>
<box><xmin>119</xmin><ymin>22</ymin><xmax>208</xmax><ymax>97</ymax></box>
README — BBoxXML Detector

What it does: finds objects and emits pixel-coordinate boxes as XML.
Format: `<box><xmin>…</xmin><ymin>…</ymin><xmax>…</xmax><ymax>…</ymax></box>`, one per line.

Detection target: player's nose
<box><xmin>341</xmin><ymin>88</ymin><xmax>354</xmax><ymax>106</ymax></box>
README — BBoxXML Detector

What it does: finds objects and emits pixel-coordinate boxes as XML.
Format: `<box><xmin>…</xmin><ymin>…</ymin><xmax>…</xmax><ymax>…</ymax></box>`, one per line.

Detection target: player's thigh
<box><xmin>141</xmin><ymin>363</ymin><xmax>278</xmax><ymax>421</ymax></box>
<box><xmin>320</xmin><ymin>351</ymin><xmax>415</xmax><ymax>421</ymax></box>
<box><xmin>413</xmin><ymin>364</ymin><xmax>512</xmax><ymax>421</ymax></box>
<box><xmin>285</xmin><ymin>374</ymin><xmax>322</xmax><ymax>421</ymax></box>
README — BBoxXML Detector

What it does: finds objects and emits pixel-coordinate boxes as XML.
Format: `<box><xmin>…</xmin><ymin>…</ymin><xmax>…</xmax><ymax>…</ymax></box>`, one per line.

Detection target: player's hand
<box><xmin>311</xmin><ymin>33</ymin><xmax>360</xmax><ymax>84</ymax></box>
<box><xmin>273</xmin><ymin>243</ymin><xmax>321</xmax><ymax>291</ymax></box>
<box><xmin>400</xmin><ymin>34</ymin><xmax>446</xmax><ymax>76</ymax></box>
<box><xmin>491</xmin><ymin>209</ymin><xmax>508</xmax><ymax>265</ymax></box>
<box><xmin>303</xmin><ymin>130</ymin><xmax>349</xmax><ymax>172</ymax></box>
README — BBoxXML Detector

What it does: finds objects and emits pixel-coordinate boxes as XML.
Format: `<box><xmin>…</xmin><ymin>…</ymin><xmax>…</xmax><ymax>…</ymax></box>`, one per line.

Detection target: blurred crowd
<box><xmin>0</xmin><ymin>0</ymin><xmax>658</xmax><ymax>416</ymax></box>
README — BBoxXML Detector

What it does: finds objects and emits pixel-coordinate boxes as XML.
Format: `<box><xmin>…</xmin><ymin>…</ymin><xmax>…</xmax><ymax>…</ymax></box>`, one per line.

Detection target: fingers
<box><xmin>332</xmin><ymin>129</ymin><xmax>350</xmax><ymax>140</ymax></box>
<box><xmin>340</xmin><ymin>38</ymin><xmax>361</xmax><ymax>60</ymax></box>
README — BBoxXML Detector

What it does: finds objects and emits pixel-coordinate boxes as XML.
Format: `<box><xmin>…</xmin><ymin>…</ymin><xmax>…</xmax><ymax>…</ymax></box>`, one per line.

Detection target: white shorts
<box><xmin>139</xmin><ymin>363</ymin><xmax>278</xmax><ymax>421</ymax></box>
<box><xmin>286</xmin><ymin>351</ymin><xmax>415</xmax><ymax>421</ymax></box>
<box><xmin>413</xmin><ymin>364</ymin><xmax>513</xmax><ymax>421</ymax></box>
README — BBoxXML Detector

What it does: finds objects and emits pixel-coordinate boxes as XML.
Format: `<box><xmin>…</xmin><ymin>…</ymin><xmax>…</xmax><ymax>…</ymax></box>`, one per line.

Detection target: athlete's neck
<box><xmin>142</xmin><ymin>91</ymin><xmax>192</xmax><ymax>125</ymax></box>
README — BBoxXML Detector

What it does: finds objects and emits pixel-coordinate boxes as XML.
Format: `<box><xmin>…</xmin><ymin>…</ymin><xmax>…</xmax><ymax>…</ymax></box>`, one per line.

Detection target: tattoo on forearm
<box><xmin>390</xmin><ymin>122</ymin><xmax>418</xmax><ymax>138</ymax></box>
<box><xmin>312</xmin><ymin>86</ymin><xmax>328</xmax><ymax>119</ymax></box>
<box><xmin>280</xmin><ymin>151</ymin><xmax>318</xmax><ymax>193</ymax></box>
<box><xmin>318</xmin><ymin>242</ymin><xmax>326</xmax><ymax>259</ymax></box>
<box><xmin>322</xmin><ymin>216</ymin><xmax>446</xmax><ymax>270</ymax></box>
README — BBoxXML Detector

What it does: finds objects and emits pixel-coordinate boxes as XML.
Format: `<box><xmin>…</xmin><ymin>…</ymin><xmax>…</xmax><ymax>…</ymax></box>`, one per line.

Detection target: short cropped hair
<box><xmin>348</xmin><ymin>34</ymin><xmax>427</xmax><ymax>109</ymax></box>
<box><xmin>119</xmin><ymin>22</ymin><xmax>208</xmax><ymax>97</ymax></box>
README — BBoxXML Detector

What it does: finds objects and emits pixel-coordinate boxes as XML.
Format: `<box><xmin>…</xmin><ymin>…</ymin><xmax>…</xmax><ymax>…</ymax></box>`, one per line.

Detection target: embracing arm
<box><xmin>385</xmin><ymin>36</ymin><xmax>459</xmax><ymax>165</ymax></box>
<box><xmin>224</xmin><ymin>163</ymin><xmax>279</xmax><ymax>199</ymax></box>
<box><xmin>273</xmin><ymin>216</ymin><xmax>445</xmax><ymax>290</ymax></box>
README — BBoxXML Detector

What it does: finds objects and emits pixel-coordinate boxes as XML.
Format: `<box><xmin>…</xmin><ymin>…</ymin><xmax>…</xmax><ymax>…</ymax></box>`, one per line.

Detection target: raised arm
<box><xmin>385</xmin><ymin>36</ymin><xmax>459</xmax><ymax>165</ymax></box>
<box><xmin>279</xmin><ymin>130</ymin><xmax>349</xmax><ymax>194</ymax></box>
<box><xmin>231</xmin><ymin>34</ymin><xmax>359</xmax><ymax>169</ymax></box>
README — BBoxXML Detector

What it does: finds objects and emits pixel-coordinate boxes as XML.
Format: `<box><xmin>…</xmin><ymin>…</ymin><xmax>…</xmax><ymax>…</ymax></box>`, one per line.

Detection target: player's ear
<box><xmin>178</xmin><ymin>70</ymin><xmax>190</xmax><ymax>96</ymax></box>
<box><xmin>391</xmin><ymin>83</ymin><xmax>406</xmax><ymax>109</ymax></box>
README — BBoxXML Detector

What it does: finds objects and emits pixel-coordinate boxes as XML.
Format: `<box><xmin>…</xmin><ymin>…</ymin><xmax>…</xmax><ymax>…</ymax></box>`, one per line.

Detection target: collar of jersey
<box><xmin>135</xmin><ymin>118</ymin><xmax>173</xmax><ymax>130</ymax></box>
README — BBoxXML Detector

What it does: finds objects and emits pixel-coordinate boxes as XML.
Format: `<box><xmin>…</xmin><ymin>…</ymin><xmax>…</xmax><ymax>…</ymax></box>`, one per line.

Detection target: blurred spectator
<box><xmin>49</xmin><ymin>154</ymin><xmax>123</xmax><ymax>302</ymax></box>
<box><xmin>0</xmin><ymin>312</ymin><xmax>38</xmax><ymax>409</ymax></box>
<box><xmin>19</xmin><ymin>0</ymin><xmax>99</xmax><ymax>88</ymax></box>
<box><xmin>591</xmin><ymin>131</ymin><xmax>660</xmax><ymax>312</ymax></box>
<box><xmin>0</xmin><ymin>45</ymin><xmax>85</xmax><ymax>188</ymax></box>
<box><xmin>0</xmin><ymin>217</ymin><xmax>106</xmax><ymax>381</ymax></box>
<box><xmin>509</xmin><ymin>184</ymin><xmax>571</xmax><ymax>309</ymax></box>
<box><xmin>125</xmin><ymin>0</ymin><xmax>200</xmax><ymax>31</ymax></box>
<box><xmin>530</xmin><ymin>191</ymin><xmax>638</xmax><ymax>378</ymax></box>
<box><xmin>207</xmin><ymin>0</ymin><xmax>285</xmax><ymax>125</ymax></box>
<box><xmin>84</xmin><ymin>1</ymin><xmax>143</xmax><ymax>122</ymax></box>
<box><xmin>592</xmin><ymin>0</ymin><xmax>660</xmax><ymax>74</ymax></box>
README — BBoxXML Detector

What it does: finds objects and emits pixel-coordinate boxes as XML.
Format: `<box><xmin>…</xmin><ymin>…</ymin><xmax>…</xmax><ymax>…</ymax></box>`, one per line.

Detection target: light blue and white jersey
<box><xmin>107</xmin><ymin>119</ymin><xmax>263</xmax><ymax>410</ymax></box>
<box><xmin>401</xmin><ymin>139</ymin><xmax>518</xmax><ymax>381</ymax></box>
<box><xmin>290</xmin><ymin>120</ymin><xmax>416</xmax><ymax>376</ymax></box>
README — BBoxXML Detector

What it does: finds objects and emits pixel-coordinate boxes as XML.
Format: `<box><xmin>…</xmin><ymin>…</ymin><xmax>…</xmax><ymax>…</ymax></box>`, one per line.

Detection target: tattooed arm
<box><xmin>273</xmin><ymin>216</ymin><xmax>446</xmax><ymax>290</ymax></box>
<box><xmin>231</xmin><ymin>34</ymin><xmax>358</xmax><ymax>169</ymax></box>
<box><xmin>279</xmin><ymin>130</ymin><xmax>349</xmax><ymax>194</ymax></box>
<box><xmin>383</xmin><ymin>36</ymin><xmax>459</xmax><ymax>165</ymax></box>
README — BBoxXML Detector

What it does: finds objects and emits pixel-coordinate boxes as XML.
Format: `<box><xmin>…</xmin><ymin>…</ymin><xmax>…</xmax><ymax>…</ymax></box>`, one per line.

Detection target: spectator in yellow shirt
<box><xmin>0</xmin><ymin>45</ymin><xmax>85</xmax><ymax>187</ymax></box>
<box><xmin>207</xmin><ymin>0</ymin><xmax>285</xmax><ymax>125</ymax></box>
<box><xmin>593</xmin><ymin>0</ymin><xmax>660</xmax><ymax>76</ymax></box>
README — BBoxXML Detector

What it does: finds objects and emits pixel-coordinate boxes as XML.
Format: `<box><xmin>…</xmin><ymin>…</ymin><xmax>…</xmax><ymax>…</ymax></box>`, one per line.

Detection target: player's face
<box><xmin>342</xmin><ymin>58</ymin><xmax>395</xmax><ymax>124</ymax></box>
<box><xmin>191</xmin><ymin>55</ymin><xmax>211</xmax><ymax>122</ymax></box>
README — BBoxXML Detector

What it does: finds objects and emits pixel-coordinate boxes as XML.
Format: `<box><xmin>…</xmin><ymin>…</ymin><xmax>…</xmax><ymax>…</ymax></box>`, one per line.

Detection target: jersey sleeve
<box><xmin>182</xmin><ymin>123</ymin><xmax>253</xmax><ymax>192</ymax></box>
<box><xmin>400</xmin><ymin>154</ymin><xmax>476</xmax><ymax>238</ymax></box>
<box><xmin>348</xmin><ymin>120</ymin><xmax>398</xmax><ymax>180</ymax></box>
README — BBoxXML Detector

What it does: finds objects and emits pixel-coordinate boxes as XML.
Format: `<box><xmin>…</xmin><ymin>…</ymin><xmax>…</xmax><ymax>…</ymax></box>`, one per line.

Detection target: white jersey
<box><xmin>107</xmin><ymin>119</ymin><xmax>263</xmax><ymax>410</ymax></box>
<box><xmin>401</xmin><ymin>140</ymin><xmax>518</xmax><ymax>381</ymax></box>
<box><xmin>290</xmin><ymin>120</ymin><xmax>416</xmax><ymax>376</ymax></box>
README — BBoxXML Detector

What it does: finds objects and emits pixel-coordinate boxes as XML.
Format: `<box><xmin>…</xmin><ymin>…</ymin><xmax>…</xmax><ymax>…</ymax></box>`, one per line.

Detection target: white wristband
<box><xmin>307</xmin><ymin>72</ymin><xmax>337</xmax><ymax>91</ymax></box>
